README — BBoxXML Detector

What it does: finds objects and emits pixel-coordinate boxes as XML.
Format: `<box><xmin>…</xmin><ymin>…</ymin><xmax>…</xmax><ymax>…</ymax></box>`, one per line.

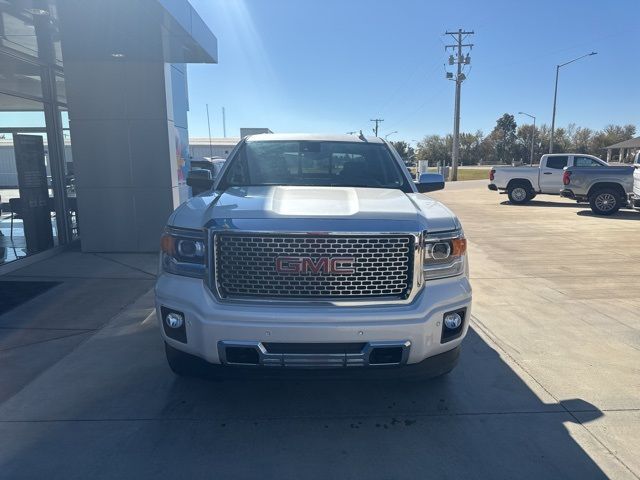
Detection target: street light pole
<box><xmin>549</xmin><ymin>66</ymin><xmax>560</xmax><ymax>154</ymax></box>
<box><xmin>518</xmin><ymin>111</ymin><xmax>536</xmax><ymax>165</ymax></box>
<box><xmin>384</xmin><ymin>131</ymin><xmax>398</xmax><ymax>140</ymax></box>
<box><xmin>549</xmin><ymin>51</ymin><xmax>597</xmax><ymax>153</ymax></box>
<box><xmin>530</xmin><ymin>116</ymin><xmax>536</xmax><ymax>166</ymax></box>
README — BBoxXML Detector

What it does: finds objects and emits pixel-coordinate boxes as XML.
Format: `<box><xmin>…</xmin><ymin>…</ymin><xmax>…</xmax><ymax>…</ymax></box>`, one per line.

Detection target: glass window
<box><xmin>221</xmin><ymin>141</ymin><xmax>411</xmax><ymax>192</ymax></box>
<box><xmin>60</xmin><ymin>110</ymin><xmax>69</xmax><ymax>129</ymax></box>
<box><xmin>574</xmin><ymin>156</ymin><xmax>604</xmax><ymax>168</ymax></box>
<box><xmin>58</xmin><ymin>117</ymin><xmax>78</xmax><ymax>239</ymax></box>
<box><xmin>545</xmin><ymin>156</ymin><xmax>568</xmax><ymax>170</ymax></box>
<box><xmin>0</xmin><ymin>11</ymin><xmax>39</xmax><ymax>58</ymax></box>
<box><xmin>0</xmin><ymin>53</ymin><xmax>43</xmax><ymax>99</ymax></box>
<box><xmin>0</xmin><ymin>131</ymin><xmax>58</xmax><ymax>264</ymax></box>
<box><xmin>0</xmin><ymin>94</ymin><xmax>71</xmax><ymax>263</ymax></box>
<box><xmin>0</xmin><ymin>5</ymin><xmax>62</xmax><ymax>66</ymax></box>
<box><xmin>55</xmin><ymin>75</ymin><xmax>66</xmax><ymax>104</ymax></box>
<box><xmin>0</xmin><ymin>92</ymin><xmax>46</xmax><ymax>128</ymax></box>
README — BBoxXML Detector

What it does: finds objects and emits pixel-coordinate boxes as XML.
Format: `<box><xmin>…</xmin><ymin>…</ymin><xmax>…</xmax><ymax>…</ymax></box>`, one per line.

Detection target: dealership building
<box><xmin>0</xmin><ymin>0</ymin><xmax>218</xmax><ymax>268</ymax></box>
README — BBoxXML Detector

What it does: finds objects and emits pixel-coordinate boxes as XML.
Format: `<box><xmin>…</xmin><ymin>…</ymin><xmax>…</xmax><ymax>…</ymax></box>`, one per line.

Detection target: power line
<box><xmin>445</xmin><ymin>29</ymin><xmax>474</xmax><ymax>181</ymax></box>
<box><xmin>370</xmin><ymin>118</ymin><xmax>384</xmax><ymax>136</ymax></box>
<box><xmin>377</xmin><ymin>62</ymin><xmax>440</xmax><ymax>116</ymax></box>
<box><xmin>385</xmin><ymin>82</ymin><xmax>449</xmax><ymax>131</ymax></box>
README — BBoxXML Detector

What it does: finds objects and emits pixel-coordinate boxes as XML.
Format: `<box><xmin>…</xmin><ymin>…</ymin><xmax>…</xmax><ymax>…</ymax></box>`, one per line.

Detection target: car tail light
<box><xmin>489</xmin><ymin>169</ymin><xmax>495</xmax><ymax>181</ymax></box>
<box><xmin>562</xmin><ymin>170</ymin><xmax>571</xmax><ymax>185</ymax></box>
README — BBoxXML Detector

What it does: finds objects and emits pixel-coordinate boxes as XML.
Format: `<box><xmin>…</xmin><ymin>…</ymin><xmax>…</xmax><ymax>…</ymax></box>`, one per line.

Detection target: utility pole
<box><xmin>445</xmin><ymin>29</ymin><xmax>474</xmax><ymax>181</ymax></box>
<box><xmin>370</xmin><ymin>118</ymin><xmax>384</xmax><ymax>136</ymax></box>
<box><xmin>206</xmin><ymin>104</ymin><xmax>213</xmax><ymax>158</ymax></box>
<box><xmin>222</xmin><ymin>107</ymin><xmax>227</xmax><ymax>138</ymax></box>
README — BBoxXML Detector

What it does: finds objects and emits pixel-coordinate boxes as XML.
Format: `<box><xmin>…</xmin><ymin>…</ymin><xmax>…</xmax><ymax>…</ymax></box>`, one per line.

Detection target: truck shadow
<box><xmin>152</xmin><ymin>327</ymin><xmax>609</xmax><ymax>479</ymax></box>
<box><xmin>0</xmin><ymin>323</ymin><xmax>612</xmax><ymax>479</ymax></box>
<box><xmin>577</xmin><ymin>210</ymin><xmax>640</xmax><ymax>220</ymax></box>
<box><xmin>500</xmin><ymin>200</ymin><xmax>585</xmax><ymax>208</ymax></box>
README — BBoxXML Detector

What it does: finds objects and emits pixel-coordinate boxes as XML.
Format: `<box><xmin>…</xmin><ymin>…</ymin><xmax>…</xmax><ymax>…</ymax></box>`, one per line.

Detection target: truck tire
<box><xmin>507</xmin><ymin>183</ymin><xmax>531</xmax><ymax>204</ymax></box>
<box><xmin>165</xmin><ymin>342</ymin><xmax>197</xmax><ymax>377</ymax></box>
<box><xmin>589</xmin><ymin>188</ymin><xmax>621</xmax><ymax>215</ymax></box>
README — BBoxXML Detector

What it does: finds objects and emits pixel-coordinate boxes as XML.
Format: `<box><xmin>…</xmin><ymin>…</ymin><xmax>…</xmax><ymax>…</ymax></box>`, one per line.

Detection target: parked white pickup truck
<box><xmin>156</xmin><ymin>134</ymin><xmax>471</xmax><ymax>380</ymax></box>
<box><xmin>629</xmin><ymin>151</ymin><xmax>640</xmax><ymax>212</ymax></box>
<box><xmin>488</xmin><ymin>154</ymin><xmax>608</xmax><ymax>204</ymax></box>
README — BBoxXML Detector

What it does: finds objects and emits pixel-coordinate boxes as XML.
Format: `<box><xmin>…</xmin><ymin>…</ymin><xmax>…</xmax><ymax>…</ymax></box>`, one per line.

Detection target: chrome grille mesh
<box><xmin>215</xmin><ymin>234</ymin><xmax>414</xmax><ymax>298</ymax></box>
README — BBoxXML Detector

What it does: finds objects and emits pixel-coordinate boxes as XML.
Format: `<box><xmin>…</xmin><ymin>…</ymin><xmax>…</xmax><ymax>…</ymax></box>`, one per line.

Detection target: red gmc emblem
<box><xmin>275</xmin><ymin>256</ymin><xmax>356</xmax><ymax>275</ymax></box>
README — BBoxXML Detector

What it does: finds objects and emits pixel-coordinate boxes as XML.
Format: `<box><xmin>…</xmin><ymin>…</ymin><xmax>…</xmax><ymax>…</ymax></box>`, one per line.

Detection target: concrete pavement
<box><xmin>0</xmin><ymin>184</ymin><xmax>639</xmax><ymax>479</ymax></box>
<box><xmin>0</xmin><ymin>248</ymin><xmax>157</xmax><ymax>404</ymax></box>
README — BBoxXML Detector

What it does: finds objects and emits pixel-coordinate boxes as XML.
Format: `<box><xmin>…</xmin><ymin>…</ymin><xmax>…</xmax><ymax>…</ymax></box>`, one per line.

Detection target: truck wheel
<box><xmin>165</xmin><ymin>342</ymin><xmax>197</xmax><ymax>377</ymax></box>
<box><xmin>589</xmin><ymin>189</ymin><xmax>621</xmax><ymax>215</ymax></box>
<box><xmin>507</xmin><ymin>184</ymin><xmax>531</xmax><ymax>204</ymax></box>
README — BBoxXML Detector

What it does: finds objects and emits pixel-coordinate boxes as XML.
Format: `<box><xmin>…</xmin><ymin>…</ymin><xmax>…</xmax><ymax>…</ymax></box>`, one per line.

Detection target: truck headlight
<box><xmin>160</xmin><ymin>228</ymin><xmax>206</xmax><ymax>278</ymax></box>
<box><xmin>423</xmin><ymin>230</ymin><xmax>467</xmax><ymax>280</ymax></box>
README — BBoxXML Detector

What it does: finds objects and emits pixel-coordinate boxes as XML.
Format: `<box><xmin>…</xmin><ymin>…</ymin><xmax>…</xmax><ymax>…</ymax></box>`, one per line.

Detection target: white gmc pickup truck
<box><xmin>155</xmin><ymin>134</ymin><xmax>472</xmax><ymax>380</ymax></box>
<box><xmin>488</xmin><ymin>153</ymin><xmax>608</xmax><ymax>204</ymax></box>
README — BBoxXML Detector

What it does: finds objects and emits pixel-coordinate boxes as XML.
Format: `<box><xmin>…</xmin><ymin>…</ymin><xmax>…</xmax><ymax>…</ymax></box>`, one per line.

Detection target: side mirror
<box><xmin>187</xmin><ymin>169</ymin><xmax>214</xmax><ymax>194</ymax></box>
<box><xmin>416</xmin><ymin>173</ymin><xmax>445</xmax><ymax>193</ymax></box>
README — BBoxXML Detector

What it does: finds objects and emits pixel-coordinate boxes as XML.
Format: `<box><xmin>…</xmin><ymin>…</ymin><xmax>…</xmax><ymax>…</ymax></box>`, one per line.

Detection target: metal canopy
<box><xmin>156</xmin><ymin>0</ymin><xmax>218</xmax><ymax>63</ymax></box>
<box><xmin>606</xmin><ymin>136</ymin><xmax>640</xmax><ymax>150</ymax></box>
<box><xmin>57</xmin><ymin>0</ymin><xmax>218</xmax><ymax>64</ymax></box>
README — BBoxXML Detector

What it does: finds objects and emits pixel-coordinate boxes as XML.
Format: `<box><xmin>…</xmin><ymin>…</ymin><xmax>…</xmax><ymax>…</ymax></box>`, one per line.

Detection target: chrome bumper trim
<box><xmin>218</xmin><ymin>340</ymin><xmax>411</xmax><ymax>368</ymax></box>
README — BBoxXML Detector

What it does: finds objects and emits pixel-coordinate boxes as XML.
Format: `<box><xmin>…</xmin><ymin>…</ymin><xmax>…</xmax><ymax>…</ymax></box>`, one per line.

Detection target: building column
<box><xmin>58</xmin><ymin>0</ymin><xmax>191</xmax><ymax>252</ymax></box>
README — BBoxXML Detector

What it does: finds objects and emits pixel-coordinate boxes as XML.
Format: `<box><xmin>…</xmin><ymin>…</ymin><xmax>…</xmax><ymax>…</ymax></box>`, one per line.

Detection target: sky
<box><xmin>187</xmin><ymin>0</ymin><xmax>639</xmax><ymax>144</ymax></box>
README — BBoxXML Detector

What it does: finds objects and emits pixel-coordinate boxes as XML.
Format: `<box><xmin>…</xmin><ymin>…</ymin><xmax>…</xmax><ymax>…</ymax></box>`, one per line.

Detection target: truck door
<box><xmin>540</xmin><ymin>155</ymin><xmax>569</xmax><ymax>193</ymax></box>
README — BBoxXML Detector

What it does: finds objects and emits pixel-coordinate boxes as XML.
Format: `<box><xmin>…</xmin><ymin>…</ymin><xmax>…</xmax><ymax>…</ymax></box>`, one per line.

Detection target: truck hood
<box><xmin>169</xmin><ymin>186</ymin><xmax>459</xmax><ymax>233</ymax></box>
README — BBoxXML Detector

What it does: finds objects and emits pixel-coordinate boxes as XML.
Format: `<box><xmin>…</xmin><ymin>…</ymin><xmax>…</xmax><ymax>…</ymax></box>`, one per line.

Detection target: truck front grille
<box><xmin>214</xmin><ymin>234</ymin><xmax>414</xmax><ymax>299</ymax></box>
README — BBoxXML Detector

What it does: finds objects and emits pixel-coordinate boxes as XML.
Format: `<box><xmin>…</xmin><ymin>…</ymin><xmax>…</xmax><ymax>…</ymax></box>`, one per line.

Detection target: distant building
<box><xmin>189</xmin><ymin>128</ymin><xmax>274</xmax><ymax>163</ymax></box>
<box><xmin>240</xmin><ymin>128</ymin><xmax>273</xmax><ymax>138</ymax></box>
<box><xmin>605</xmin><ymin>136</ymin><xmax>640</xmax><ymax>163</ymax></box>
<box><xmin>0</xmin><ymin>138</ymin><xmax>73</xmax><ymax>188</ymax></box>
<box><xmin>188</xmin><ymin>137</ymin><xmax>240</xmax><ymax>163</ymax></box>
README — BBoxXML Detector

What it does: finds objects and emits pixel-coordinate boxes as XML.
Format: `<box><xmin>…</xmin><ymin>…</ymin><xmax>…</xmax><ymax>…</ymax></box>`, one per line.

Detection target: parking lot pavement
<box><xmin>0</xmin><ymin>184</ymin><xmax>638</xmax><ymax>479</ymax></box>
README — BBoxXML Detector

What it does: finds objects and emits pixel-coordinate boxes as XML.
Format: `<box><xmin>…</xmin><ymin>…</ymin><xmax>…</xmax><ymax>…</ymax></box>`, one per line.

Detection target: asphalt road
<box><xmin>0</xmin><ymin>183</ymin><xmax>638</xmax><ymax>479</ymax></box>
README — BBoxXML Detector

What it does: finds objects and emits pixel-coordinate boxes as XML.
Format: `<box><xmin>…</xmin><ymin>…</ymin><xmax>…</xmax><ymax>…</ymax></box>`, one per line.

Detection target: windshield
<box><xmin>219</xmin><ymin>140</ymin><xmax>412</xmax><ymax>191</ymax></box>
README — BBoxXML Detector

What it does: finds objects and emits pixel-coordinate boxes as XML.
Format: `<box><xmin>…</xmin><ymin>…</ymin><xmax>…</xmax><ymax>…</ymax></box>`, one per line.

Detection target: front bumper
<box><xmin>629</xmin><ymin>193</ymin><xmax>640</xmax><ymax>210</ymax></box>
<box><xmin>155</xmin><ymin>273</ymin><xmax>472</xmax><ymax>367</ymax></box>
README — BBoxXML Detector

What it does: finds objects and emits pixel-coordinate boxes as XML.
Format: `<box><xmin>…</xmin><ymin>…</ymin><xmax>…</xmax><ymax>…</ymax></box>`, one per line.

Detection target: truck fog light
<box><xmin>444</xmin><ymin>312</ymin><xmax>462</xmax><ymax>330</ymax></box>
<box><xmin>165</xmin><ymin>312</ymin><xmax>184</xmax><ymax>329</ymax></box>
